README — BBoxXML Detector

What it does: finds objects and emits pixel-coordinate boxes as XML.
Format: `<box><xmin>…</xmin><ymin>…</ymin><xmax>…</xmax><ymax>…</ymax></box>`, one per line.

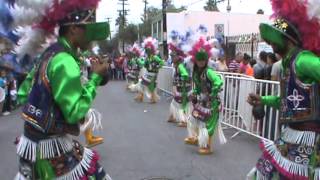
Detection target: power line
<box><xmin>184</xmin><ymin>0</ymin><xmax>205</xmax><ymax>8</ymax></box>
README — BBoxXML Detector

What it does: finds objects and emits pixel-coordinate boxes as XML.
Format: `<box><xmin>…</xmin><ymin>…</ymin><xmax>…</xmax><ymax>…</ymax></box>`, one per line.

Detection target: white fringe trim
<box><xmin>216</xmin><ymin>119</ymin><xmax>227</xmax><ymax>145</ymax></box>
<box><xmin>16</xmin><ymin>135</ymin><xmax>37</xmax><ymax>162</ymax></box>
<box><xmin>170</xmin><ymin>100</ymin><xmax>190</xmax><ymax>123</ymax></box>
<box><xmin>246</xmin><ymin>167</ymin><xmax>258</xmax><ymax>180</ymax></box>
<box><xmin>14</xmin><ymin>172</ymin><xmax>27</xmax><ymax>180</ymax></box>
<box><xmin>282</xmin><ymin>127</ymin><xmax>316</xmax><ymax>147</ymax></box>
<box><xmin>255</xmin><ymin>169</ymin><xmax>268</xmax><ymax>180</ymax></box>
<box><xmin>80</xmin><ymin>108</ymin><xmax>103</xmax><ymax>133</ymax></box>
<box><xmin>56</xmin><ymin>148</ymin><xmax>95</xmax><ymax>180</ymax></box>
<box><xmin>315</xmin><ymin>168</ymin><xmax>320</xmax><ymax>180</ymax></box>
<box><xmin>187</xmin><ymin>116</ymin><xmax>198</xmax><ymax>138</ymax></box>
<box><xmin>262</xmin><ymin>140</ymin><xmax>309</xmax><ymax>177</ymax></box>
<box><xmin>198</xmin><ymin>121</ymin><xmax>209</xmax><ymax>148</ymax></box>
<box><xmin>16</xmin><ymin>135</ymin><xmax>73</xmax><ymax>161</ymax></box>
<box><xmin>144</xmin><ymin>87</ymin><xmax>160</xmax><ymax>101</ymax></box>
<box><xmin>129</xmin><ymin>80</ymin><xmax>142</xmax><ymax>92</ymax></box>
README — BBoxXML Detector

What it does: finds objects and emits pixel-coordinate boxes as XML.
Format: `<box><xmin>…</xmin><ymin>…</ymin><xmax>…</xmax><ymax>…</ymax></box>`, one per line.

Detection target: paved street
<box><xmin>0</xmin><ymin>81</ymin><xmax>261</xmax><ymax>180</ymax></box>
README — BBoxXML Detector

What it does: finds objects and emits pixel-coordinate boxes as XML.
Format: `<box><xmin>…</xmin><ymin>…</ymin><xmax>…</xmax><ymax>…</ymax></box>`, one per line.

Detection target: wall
<box><xmin>167</xmin><ymin>11</ymin><xmax>271</xmax><ymax>38</ymax></box>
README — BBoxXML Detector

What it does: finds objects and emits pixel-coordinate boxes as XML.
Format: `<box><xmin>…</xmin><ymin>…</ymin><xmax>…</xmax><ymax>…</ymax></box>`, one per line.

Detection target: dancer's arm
<box><xmin>153</xmin><ymin>55</ymin><xmax>164</xmax><ymax>67</ymax></box>
<box><xmin>48</xmin><ymin>52</ymin><xmax>102</xmax><ymax>124</ymax></box>
<box><xmin>207</xmin><ymin>68</ymin><xmax>223</xmax><ymax>97</ymax></box>
<box><xmin>261</xmin><ymin>96</ymin><xmax>280</xmax><ymax>109</ymax></box>
<box><xmin>17</xmin><ymin>68</ymin><xmax>35</xmax><ymax>104</ymax></box>
<box><xmin>178</xmin><ymin>63</ymin><xmax>189</xmax><ymax>81</ymax></box>
<box><xmin>295</xmin><ymin>51</ymin><xmax>320</xmax><ymax>82</ymax></box>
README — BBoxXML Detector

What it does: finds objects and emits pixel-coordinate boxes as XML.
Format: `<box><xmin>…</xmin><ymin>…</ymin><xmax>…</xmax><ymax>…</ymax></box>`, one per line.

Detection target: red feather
<box><xmin>189</xmin><ymin>37</ymin><xmax>212</xmax><ymax>62</ymax></box>
<box><xmin>271</xmin><ymin>0</ymin><xmax>320</xmax><ymax>55</ymax></box>
<box><xmin>37</xmin><ymin>0</ymin><xmax>100</xmax><ymax>33</ymax></box>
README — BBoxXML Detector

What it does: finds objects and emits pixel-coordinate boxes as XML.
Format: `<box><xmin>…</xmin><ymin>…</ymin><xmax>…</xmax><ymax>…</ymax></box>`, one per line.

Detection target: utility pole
<box><xmin>106</xmin><ymin>17</ymin><xmax>112</xmax><ymax>41</ymax></box>
<box><xmin>143</xmin><ymin>0</ymin><xmax>148</xmax><ymax>22</ymax></box>
<box><xmin>117</xmin><ymin>0</ymin><xmax>129</xmax><ymax>53</ymax></box>
<box><xmin>162</xmin><ymin>0</ymin><xmax>168</xmax><ymax>58</ymax></box>
<box><xmin>226</xmin><ymin>0</ymin><xmax>231</xmax><ymax>12</ymax></box>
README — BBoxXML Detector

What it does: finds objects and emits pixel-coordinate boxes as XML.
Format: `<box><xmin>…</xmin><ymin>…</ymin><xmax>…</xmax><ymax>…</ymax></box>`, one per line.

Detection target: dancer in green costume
<box><xmin>13</xmin><ymin>0</ymin><xmax>111</xmax><ymax>179</ymax></box>
<box><xmin>247</xmin><ymin>0</ymin><xmax>320</xmax><ymax>179</ymax></box>
<box><xmin>126</xmin><ymin>43</ymin><xmax>145</xmax><ymax>92</ymax></box>
<box><xmin>184</xmin><ymin>36</ymin><xmax>226</xmax><ymax>155</ymax></box>
<box><xmin>135</xmin><ymin>37</ymin><xmax>164</xmax><ymax>103</ymax></box>
<box><xmin>167</xmin><ymin>31</ymin><xmax>192</xmax><ymax>127</ymax></box>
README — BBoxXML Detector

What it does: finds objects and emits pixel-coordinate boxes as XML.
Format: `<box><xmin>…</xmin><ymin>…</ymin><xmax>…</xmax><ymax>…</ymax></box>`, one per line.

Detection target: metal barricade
<box><xmin>157</xmin><ymin>67</ymin><xmax>280</xmax><ymax>142</ymax></box>
<box><xmin>157</xmin><ymin>66</ymin><xmax>174</xmax><ymax>95</ymax></box>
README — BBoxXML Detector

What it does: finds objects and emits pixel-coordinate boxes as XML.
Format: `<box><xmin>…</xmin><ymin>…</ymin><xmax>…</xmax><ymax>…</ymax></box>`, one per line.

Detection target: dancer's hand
<box><xmin>91</xmin><ymin>59</ymin><xmax>108</xmax><ymax>77</ymax></box>
<box><xmin>189</xmin><ymin>93</ymin><xmax>197</xmax><ymax>104</ymax></box>
<box><xmin>247</xmin><ymin>93</ymin><xmax>262</xmax><ymax>106</ymax></box>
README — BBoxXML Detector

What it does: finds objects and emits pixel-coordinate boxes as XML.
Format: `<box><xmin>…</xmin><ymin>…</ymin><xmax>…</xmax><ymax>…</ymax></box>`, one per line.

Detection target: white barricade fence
<box><xmin>157</xmin><ymin>67</ymin><xmax>280</xmax><ymax>142</ymax></box>
<box><xmin>157</xmin><ymin>66</ymin><xmax>174</xmax><ymax>95</ymax></box>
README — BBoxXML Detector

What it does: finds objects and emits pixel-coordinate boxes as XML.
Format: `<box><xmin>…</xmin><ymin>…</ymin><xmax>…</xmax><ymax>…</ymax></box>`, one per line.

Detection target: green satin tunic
<box><xmin>193</xmin><ymin>67</ymin><xmax>223</xmax><ymax>136</ymax></box>
<box><xmin>261</xmin><ymin>49</ymin><xmax>320</xmax><ymax>109</ymax></box>
<box><xmin>17</xmin><ymin>37</ymin><xmax>102</xmax><ymax>125</ymax></box>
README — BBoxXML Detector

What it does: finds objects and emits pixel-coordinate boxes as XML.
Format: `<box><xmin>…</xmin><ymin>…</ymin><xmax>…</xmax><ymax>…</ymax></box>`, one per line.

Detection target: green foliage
<box><xmin>204</xmin><ymin>0</ymin><xmax>221</xmax><ymax>12</ymax></box>
<box><xmin>119</xmin><ymin>24</ymin><xmax>139</xmax><ymax>44</ymax></box>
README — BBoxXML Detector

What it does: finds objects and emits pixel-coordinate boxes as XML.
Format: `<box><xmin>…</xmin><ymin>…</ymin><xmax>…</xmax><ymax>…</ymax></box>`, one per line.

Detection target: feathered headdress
<box><xmin>142</xmin><ymin>37</ymin><xmax>158</xmax><ymax>55</ymax></box>
<box><xmin>168</xmin><ymin>30</ymin><xmax>186</xmax><ymax>61</ymax></box>
<box><xmin>179</xmin><ymin>25</ymin><xmax>215</xmax><ymax>62</ymax></box>
<box><xmin>189</xmin><ymin>37</ymin><xmax>212</xmax><ymax>62</ymax></box>
<box><xmin>208</xmin><ymin>38</ymin><xmax>223</xmax><ymax>59</ymax></box>
<box><xmin>260</xmin><ymin>0</ymin><xmax>320</xmax><ymax>55</ymax></box>
<box><xmin>129</xmin><ymin>43</ymin><xmax>142</xmax><ymax>57</ymax></box>
<box><xmin>0</xmin><ymin>0</ymin><xmax>20</xmax><ymax>44</ymax></box>
<box><xmin>7</xmin><ymin>0</ymin><xmax>105</xmax><ymax>60</ymax></box>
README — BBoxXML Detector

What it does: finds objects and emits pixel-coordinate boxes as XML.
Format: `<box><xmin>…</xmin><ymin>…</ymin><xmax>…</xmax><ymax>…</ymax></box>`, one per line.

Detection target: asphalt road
<box><xmin>0</xmin><ymin>81</ymin><xmax>261</xmax><ymax>180</ymax></box>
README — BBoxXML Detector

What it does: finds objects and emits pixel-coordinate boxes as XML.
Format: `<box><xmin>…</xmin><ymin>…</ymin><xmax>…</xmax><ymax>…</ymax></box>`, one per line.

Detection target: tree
<box><xmin>257</xmin><ymin>9</ymin><xmax>264</xmax><ymax>14</ymax></box>
<box><xmin>204</xmin><ymin>0</ymin><xmax>224</xmax><ymax>12</ymax></box>
<box><xmin>119</xmin><ymin>24</ymin><xmax>139</xmax><ymax>44</ymax></box>
<box><xmin>138</xmin><ymin>6</ymin><xmax>161</xmax><ymax>40</ymax></box>
<box><xmin>166</xmin><ymin>0</ymin><xmax>186</xmax><ymax>12</ymax></box>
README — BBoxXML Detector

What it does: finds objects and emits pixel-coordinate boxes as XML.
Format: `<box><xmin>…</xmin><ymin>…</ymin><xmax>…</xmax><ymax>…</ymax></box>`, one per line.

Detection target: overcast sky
<box><xmin>96</xmin><ymin>0</ymin><xmax>273</xmax><ymax>35</ymax></box>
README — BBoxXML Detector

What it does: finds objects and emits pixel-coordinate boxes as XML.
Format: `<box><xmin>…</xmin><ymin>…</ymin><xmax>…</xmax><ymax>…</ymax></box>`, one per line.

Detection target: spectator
<box><xmin>265</xmin><ymin>53</ymin><xmax>278</xmax><ymax>80</ymax></box>
<box><xmin>123</xmin><ymin>55</ymin><xmax>129</xmax><ymax>80</ymax></box>
<box><xmin>250</xmin><ymin>59</ymin><xmax>257</xmax><ymax>67</ymax></box>
<box><xmin>216</xmin><ymin>57</ymin><xmax>228</xmax><ymax>72</ymax></box>
<box><xmin>271</xmin><ymin>54</ymin><xmax>282</xmax><ymax>81</ymax></box>
<box><xmin>239</xmin><ymin>53</ymin><xmax>253</xmax><ymax>76</ymax></box>
<box><xmin>116</xmin><ymin>55</ymin><xmax>125</xmax><ymax>80</ymax></box>
<box><xmin>228</xmin><ymin>52</ymin><xmax>242</xmax><ymax>73</ymax></box>
<box><xmin>253</xmin><ymin>51</ymin><xmax>268</xmax><ymax>79</ymax></box>
<box><xmin>110</xmin><ymin>60</ymin><xmax>116</xmax><ymax>80</ymax></box>
<box><xmin>1</xmin><ymin>69</ymin><xmax>11</xmax><ymax>115</ymax></box>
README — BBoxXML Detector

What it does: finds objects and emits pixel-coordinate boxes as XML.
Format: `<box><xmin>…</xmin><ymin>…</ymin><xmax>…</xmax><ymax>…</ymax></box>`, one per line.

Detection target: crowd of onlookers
<box><xmin>107</xmin><ymin>50</ymin><xmax>282</xmax><ymax>83</ymax></box>
<box><xmin>226</xmin><ymin>51</ymin><xmax>281</xmax><ymax>82</ymax></box>
<box><xmin>0</xmin><ymin>67</ymin><xmax>18</xmax><ymax>116</ymax></box>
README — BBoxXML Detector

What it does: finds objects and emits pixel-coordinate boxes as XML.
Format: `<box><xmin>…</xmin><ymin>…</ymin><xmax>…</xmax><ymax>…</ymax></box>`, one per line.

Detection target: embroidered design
<box><xmin>287</xmin><ymin>89</ymin><xmax>304</xmax><ymax>109</ymax></box>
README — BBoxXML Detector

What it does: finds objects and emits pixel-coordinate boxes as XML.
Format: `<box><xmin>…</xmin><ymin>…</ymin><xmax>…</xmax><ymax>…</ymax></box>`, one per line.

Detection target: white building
<box><xmin>151</xmin><ymin>11</ymin><xmax>271</xmax><ymax>57</ymax></box>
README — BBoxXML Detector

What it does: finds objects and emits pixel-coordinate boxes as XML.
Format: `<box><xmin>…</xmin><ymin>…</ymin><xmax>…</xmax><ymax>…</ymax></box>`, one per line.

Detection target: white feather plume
<box><xmin>10</xmin><ymin>6</ymin><xmax>42</xmax><ymax>27</ymax></box>
<box><xmin>307</xmin><ymin>0</ymin><xmax>320</xmax><ymax>21</ymax></box>
<box><xmin>210</xmin><ymin>48</ymin><xmax>220</xmax><ymax>59</ymax></box>
<box><xmin>142</xmin><ymin>37</ymin><xmax>159</xmax><ymax>54</ymax></box>
<box><xmin>15</xmin><ymin>0</ymin><xmax>54</xmax><ymax>16</ymax></box>
<box><xmin>14</xmin><ymin>27</ymin><xmax>46</xmax><ymax>61</ymax></box>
